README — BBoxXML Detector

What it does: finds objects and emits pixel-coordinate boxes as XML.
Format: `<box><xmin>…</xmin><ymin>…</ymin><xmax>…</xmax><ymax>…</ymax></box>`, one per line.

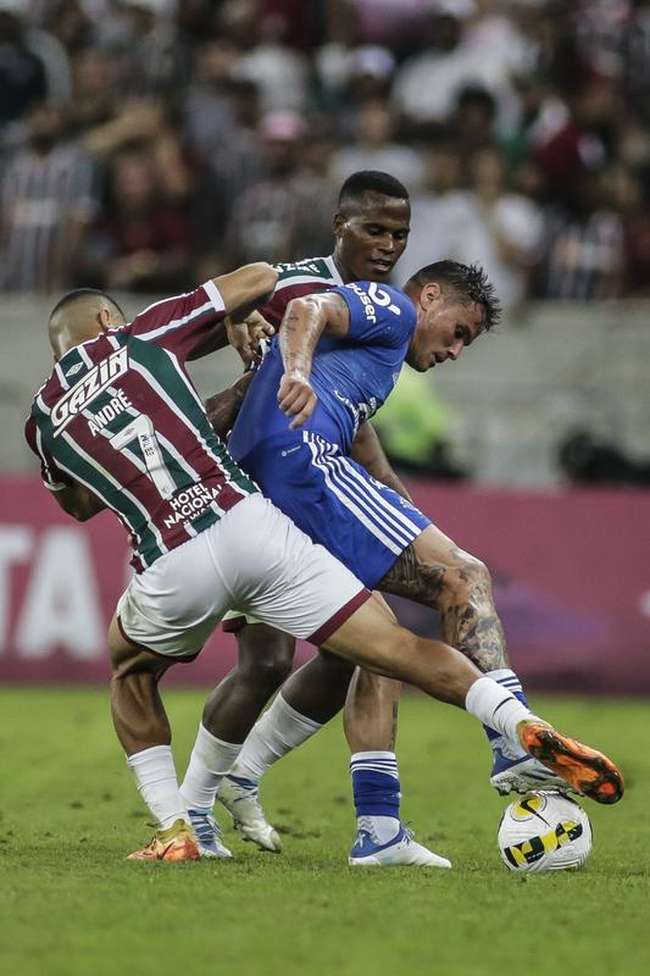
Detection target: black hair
<box><xmin>49</xmin><ymin>288</ymin><xmax>125</xmax><ymax>321</ymax></box>
<box><xmin>406</xmin><ymin>260</ymin><xmax>501</xmax><ymax>331</ymax></box>
<box><xmin>338</xmin><ymin>170</ymin><xmax>410</xmax><ymax>207</ymax></box>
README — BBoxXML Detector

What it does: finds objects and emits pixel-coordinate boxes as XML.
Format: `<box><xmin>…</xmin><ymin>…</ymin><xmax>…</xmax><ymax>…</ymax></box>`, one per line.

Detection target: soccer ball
<box><xmin>497</xmin><ymin>791</ymin><xmax>592</xmax><ymax>873</ymax></box>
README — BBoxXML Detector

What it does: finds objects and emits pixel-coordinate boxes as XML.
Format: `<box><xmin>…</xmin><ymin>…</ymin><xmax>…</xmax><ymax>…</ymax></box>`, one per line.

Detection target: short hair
<box><xmin>49</xmin><ymin>288</ymin><xmax>125</xmax><ymax>322</ymax></box>
<box><xmin>406</xmin><ymin>260</ymin><xmax>501</xmax><ymax>331</ymax></box>
<box><xmin>338</xmin><ymin>170</ymin><xmax>410</xmax><ymax>207</ymax></box>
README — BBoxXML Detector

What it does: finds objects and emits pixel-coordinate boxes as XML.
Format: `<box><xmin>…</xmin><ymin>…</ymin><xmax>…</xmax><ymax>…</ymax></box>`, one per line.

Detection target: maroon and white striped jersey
<box><xmin>261</xmin><ymin>255</ymin><xmax>343</xmax><ymax>326</ymax></box>
<box><xmin>26</xmin><ymin>282</ymin><xmax>257</xmax><ymax>572</ymax></box>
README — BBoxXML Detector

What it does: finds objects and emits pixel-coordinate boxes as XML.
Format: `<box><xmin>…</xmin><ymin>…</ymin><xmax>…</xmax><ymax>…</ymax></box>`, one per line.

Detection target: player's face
<box><xmin>334</xmin><ymin>192</ymin><xmax>410</xmax><ymax>282</ymax></box>
<box><xmin>407</xmin><ymin>290</ymin><xmax>485</xmax><ymax>372</ymax></box>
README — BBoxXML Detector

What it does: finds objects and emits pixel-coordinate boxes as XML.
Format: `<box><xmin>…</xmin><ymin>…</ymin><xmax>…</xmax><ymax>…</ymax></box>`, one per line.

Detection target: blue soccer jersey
<box><xmin>228</xmin><ymin>281</ymin><xmax>417</xmax><ymax>459</ymax></box>
<box><xmin>226</xmin><ymin>281</ymin><xmax>429</xmax><ymax>588</ymax></box>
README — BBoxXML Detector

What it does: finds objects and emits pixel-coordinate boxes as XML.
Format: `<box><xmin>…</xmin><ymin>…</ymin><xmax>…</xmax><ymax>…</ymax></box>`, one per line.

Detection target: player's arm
<box><xmin>277</xmin><ymin>291</ymin><xmax>350</xmax><ymax>429</ymax></box>
<box><xmin>186</xmin><ymin>263</ymin><xmax>279</xmax><ymax>361</ymax></box>
<box><xmin>49</xmin><ymin>480</ymin><xmax>105</xmax><ymax>522</ymax></box>
<box><xmin>351</xmin><ymin>422</ymin><xmax>414</xmax><ymax>503</ymax></box>
<box><xmin>204</xmin><ymin>372</ymin><xmax>255</xmax><ymax>440</ymax></box>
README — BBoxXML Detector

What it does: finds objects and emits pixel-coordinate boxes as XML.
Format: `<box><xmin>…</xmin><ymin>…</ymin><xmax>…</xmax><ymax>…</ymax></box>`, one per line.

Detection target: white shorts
<box><xmin>116</xmin><ymin>493</ymin><xmax>370</xmax><ymax>659</ymax></box>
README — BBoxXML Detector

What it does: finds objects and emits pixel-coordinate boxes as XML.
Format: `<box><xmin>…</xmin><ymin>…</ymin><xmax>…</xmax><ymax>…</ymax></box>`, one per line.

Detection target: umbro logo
<box><xmin>66</xmin><ymin>362</ymin><xmax>84</xmax><ymax>377</ymax></box>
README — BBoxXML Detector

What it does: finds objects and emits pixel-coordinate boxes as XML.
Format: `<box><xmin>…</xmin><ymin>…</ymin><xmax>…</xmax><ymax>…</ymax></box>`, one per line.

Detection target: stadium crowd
<box><xmin>2</xmin><ymin>0</ymin><xmax>650</xmax><ymax>306</ymax></box>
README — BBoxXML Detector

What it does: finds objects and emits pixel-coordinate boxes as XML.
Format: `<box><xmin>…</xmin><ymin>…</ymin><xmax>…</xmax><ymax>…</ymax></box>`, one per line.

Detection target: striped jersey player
<box><xmin>24</xmin><ymin>266</ymin><xmax>374</xmax><ymax>663</ymax></box>
<box><xmin>26</xmin><ymin>281</ymin><xmax>255</xmax><ymax>574</ymax></box>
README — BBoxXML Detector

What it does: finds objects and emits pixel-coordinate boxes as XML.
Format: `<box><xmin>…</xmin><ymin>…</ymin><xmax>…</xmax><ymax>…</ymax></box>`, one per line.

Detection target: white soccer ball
<box><xmin>497</xmin><ymin>791</ymin><xmax>592</xmax><ymax>873</ymax></box>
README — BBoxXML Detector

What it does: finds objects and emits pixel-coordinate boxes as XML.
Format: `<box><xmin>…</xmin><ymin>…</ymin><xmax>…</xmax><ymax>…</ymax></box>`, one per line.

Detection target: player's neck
<box><xmin>331</xmin><ymin>251</ymin><xmax>354</xmax><ymax>284</ymax></box>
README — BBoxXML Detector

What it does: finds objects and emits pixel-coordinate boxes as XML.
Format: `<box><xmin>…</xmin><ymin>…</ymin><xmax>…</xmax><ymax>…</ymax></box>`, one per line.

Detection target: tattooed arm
<box><xmin>351</xmin><ymin>422</ymin><xmax>413</xmax><ymax>502</ymax></box>
<box><xmin>277</xmin><ymin>291</ymin><xmax>350</xmax><ymax>429</ymax></box>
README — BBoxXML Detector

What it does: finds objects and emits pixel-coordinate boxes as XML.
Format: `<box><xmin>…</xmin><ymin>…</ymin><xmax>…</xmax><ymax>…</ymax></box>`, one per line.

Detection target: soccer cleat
<box><xmin>188</xmin><ymin>809</ymin><xmax>233</xmax><ymax>859</ymax></box>
<box><xmin>490</xmin><ymin>749</ymin><xmax>579</xmax><ymax>797</ymax></box>
<box><xmin>127</xmin><ymin>818</ymin><xmax>201</xmax><ymax>862</ymax></box>
<box><xmin>348</xmin><ymin>825</ymin><xmax>452</xmax><ymax>868</ymax></box>
<box><xmin>517</xmin><ymin>721</ymin><xmax>624</xmax><ymax>805</ymax></box>
<box><xmin>218</xmin><ymin>775</ymin><xmax>281</xmax><ymax>852</ymax></box>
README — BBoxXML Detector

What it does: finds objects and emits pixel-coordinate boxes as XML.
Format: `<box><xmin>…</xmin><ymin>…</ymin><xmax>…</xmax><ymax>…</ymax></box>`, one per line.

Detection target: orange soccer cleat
<box><xmin>518</xmin><ymin>721</ymin><xmax>624</xmax><ymax>805</ymax></box>
<box><xmin>127</xmin><ymin>818</ymin><xmax>201</xmax><ymax>862</ymax></box>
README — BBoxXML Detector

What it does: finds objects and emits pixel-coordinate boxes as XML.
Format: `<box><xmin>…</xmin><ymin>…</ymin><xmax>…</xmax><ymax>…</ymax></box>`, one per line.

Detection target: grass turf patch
<box><xmin>1</xmin><ymin>688</ymin><xmax>648</xmax><ymax>976</ymax></box>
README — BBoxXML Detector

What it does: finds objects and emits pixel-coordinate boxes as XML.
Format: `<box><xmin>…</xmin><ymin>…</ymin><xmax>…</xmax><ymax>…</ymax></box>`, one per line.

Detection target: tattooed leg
<box><xmin>378</xmin><ymin>524</ymin><xmax>509</xmax><ymax>672</ymax></box>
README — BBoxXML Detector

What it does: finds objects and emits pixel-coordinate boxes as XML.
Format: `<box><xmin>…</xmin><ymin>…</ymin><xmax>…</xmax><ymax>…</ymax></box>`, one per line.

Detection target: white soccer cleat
<box><xmin>348</xmin><ymin>825</ymin><xmax>452</xmax><ymax>868</ymax></box>
<box><xmin>490</xmin><ymin>752</ymin><xmax>578</xmax><ymax>797</ymax></box>
<box><xmin>218</xmin><ymin>775</ymin><xmax>282</xmax><ymax>852</ymax></box>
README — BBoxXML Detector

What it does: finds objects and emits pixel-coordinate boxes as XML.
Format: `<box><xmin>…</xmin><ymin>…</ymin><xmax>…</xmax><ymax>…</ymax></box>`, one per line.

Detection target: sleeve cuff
<box><xmin>43</xmin><ymin>480</ymin><xmax>68</xmax><ymax>492</ymax></box>
<box><xmin>202</xmin><ymin>279</ymin><xmax>226</xmax><ymax>315</ymax></box>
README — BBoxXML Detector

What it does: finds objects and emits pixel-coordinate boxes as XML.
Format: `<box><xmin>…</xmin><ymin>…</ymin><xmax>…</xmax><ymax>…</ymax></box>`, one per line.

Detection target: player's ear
<box><xmin>419</xmin><ymin>281</ymin><xmax>441</xmax><ymax>308</ymax></box>
<box><xmin>333</xmin><ymin>211</ymin><xmax>345</xmax><ymax>238</ymax></box>
<box><xmin>98</xmin><ymin>307</ymin><xmax>113</xmax><ymax>330</ymax></box>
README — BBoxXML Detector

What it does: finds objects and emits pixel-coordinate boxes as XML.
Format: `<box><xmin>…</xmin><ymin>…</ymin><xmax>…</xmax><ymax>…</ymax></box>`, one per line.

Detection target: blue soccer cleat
<box><xmin>490</xmin><ymin>744</ymin><xmax>579</xmax><ymax>797</ymax></box>
<box><xmin>187</xmin><ymin>809</ymin><xmax>233</xmax><ymax>859</ymax></box>
<box><xmin>348</xmin><ymin>824</ymin><xmax>452</xmax><ymax>868</ymax></box>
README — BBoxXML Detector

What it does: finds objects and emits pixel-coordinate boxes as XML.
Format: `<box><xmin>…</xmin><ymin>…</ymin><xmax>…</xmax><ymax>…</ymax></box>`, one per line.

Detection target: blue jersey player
<box><xmin>227</xmin><ymin>280</ymin><xmax>431</xmax><ymax>587</ymax></box>
<box><xmin>177</xmin><ymin>257</ymin><xmax>618</xmax><ymax>867</ymax></box>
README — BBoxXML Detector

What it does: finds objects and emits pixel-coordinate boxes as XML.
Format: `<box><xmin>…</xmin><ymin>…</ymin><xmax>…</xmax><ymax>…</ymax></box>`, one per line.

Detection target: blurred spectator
<box><xmin>45</xmin><ymin>0</ymin><xmax>94</xmax><ymax>54</ymax></box>
<box><xmin>622</xmin><ymin>0</ymin><xmax>650</xmax><ymax>127</ymax></box>
<box><xmin>81</xmin><ymin>146</ymin><xmax>192</xmax><ymax>292</ymax></box>
<box><xmin>317</xmin><ymin>43</ymin><xmax>396</xmax><ymax>123</ymax></box>
<box><xmin>449</xmin><ymin>85</ymin><xmax>497</xmax><ymax>156</ymax></box>
<box><xmin>392</xmin><ymin>142</ymin><xmax>465</xmax><ymax>283</ymax></box>
<box><xmin>191</xmin><ymin>78</ymin><xmax>265</xmax><ymax>264</ymax></box>
<box><xmin>100</xmin><ymin>0</ymin><xmax>189</xmax><ymax>99</ymax></box>
<box><xmin>0</xmin><ymin>101</ymin><xmax>97</xmax><ymax>292</ymax></box>
<box><xmin>222</xmin><ymin>110</ymin><xmax>318</xmax><ymax>266</ymax></box>
<box><xmin>331</xmin><ymin>99</ymin><xmax>425</xmax><ymax>192</ymax></box>
<box><xmin>0</xmin><ymin>0</ymin><xmax>649</xmax><ymax>301</ymax></box>
<box><xmin>67</xmin><ymin>47</ymin><xmax>119</xmax><ymax>135</ymax></box>
<box><xmin>534</xmin><ymin>172</ymin><xmax>623</xmax><ymax>301</ymax></box>
<box><xmin>0</xmin><ymin>3</ymin><xmax>47</xmax><ymax>129</ymax></box>
<box><xmin>391</xmin><ymin>8</ymin><xmax>527</xmax><ymax>137</ymax></box>
<box><xmin>222</xmin><ymin>0</ymin><xmax>309</xmax><ymax>113</ymax></box>
<box><xmin>182</xmin><ymin>40</ymin><xmax>242</xmax><ymax>160</ymax></box>
<box><xmin>611</xmin><ymin>163</ymin><xmax>650</xmax><ymax>297</ymax></box>
<box><xmin>532</xmin><ymin>79</ymin><xmax>622</xmax><ymax>207</ymax></box>
<box><xmin>401</xmin><ymin>145</ymin><xmax>543</xmax><ymax>310</ymax></box>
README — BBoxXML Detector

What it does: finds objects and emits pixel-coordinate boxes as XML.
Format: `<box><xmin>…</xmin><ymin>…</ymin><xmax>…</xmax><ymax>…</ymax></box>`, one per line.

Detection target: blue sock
<box><xmin>484</xmin><ymin>669</ymin><xmax>530</xmax><ymax>758</ymax></box>
<box><xmin>350</xmin><ymin>751</ymin><xmax>401</xmax><ymax>845</ymax></box>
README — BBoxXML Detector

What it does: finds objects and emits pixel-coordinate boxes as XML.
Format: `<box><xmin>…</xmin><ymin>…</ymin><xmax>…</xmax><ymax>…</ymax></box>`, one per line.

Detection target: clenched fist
<box><xmin>277</xmin><ymin>372</ymin><xmax>317</xmax><ymax>429</ymax></box>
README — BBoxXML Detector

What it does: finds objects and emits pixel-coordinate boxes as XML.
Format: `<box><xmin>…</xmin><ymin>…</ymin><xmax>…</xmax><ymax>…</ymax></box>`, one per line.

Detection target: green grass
<box><xmin>1</xmin><ymin>689</ymin><xmax>648</xmax><ymax>976</ymax></box>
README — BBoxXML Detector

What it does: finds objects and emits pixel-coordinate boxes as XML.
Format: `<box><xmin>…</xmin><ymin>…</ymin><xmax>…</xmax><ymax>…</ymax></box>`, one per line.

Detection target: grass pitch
<box><xmin>1</xmin><ymin>688</ymin><xmax>648</xmax><ymax>976</ymax></box>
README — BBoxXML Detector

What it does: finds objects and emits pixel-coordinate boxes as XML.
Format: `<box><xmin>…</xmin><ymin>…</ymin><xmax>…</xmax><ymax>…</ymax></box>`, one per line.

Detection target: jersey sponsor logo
<box><xmin>163</xmin><ymin>482</ymin><xmax>223</xmax><ymax>528</ymax></box>
<box><xmin>367</xmin><ymin>282</ymin><xmax>401</xmax><ymax>316</ymax></box>
<box><xmin>87</xmin><ymin>389</ymin><xmax>134</xmax><ymax>437</ymax></box>
<box><xmin>277</xmin><ymin>259</ymin><xmax>326</xmax><ymax>277</ymax></box>
<box><xmin>51</xmin><ymin>347</ymin><xmax>129</xmax><ymax>436</ymax></box>
<box><xmin>345</xmin><ymin>282</ymin><xmax>402</xmax><ymax>324</ymax></box>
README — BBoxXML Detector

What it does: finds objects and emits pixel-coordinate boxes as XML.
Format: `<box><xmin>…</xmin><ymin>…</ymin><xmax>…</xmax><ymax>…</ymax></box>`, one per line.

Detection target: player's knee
<box><xmin>237</xmin><ymin>625</ymin><xmax>295</xmax><ymax>692</ymax></box>
<box><xmin>443</xmin><ymin>553</ymin><xmax>493</xmax><ymax>606</ymax></box>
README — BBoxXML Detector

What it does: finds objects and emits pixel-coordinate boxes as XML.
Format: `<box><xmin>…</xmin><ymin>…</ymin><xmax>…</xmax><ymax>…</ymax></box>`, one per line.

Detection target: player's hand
<box><xmin>227</xmin><ymin>312</ymin><xmax>275</xmax><ymax>367</ymax></box>
<box><xmin>278</xmin><ymin>372</ymin><xmax>317</xmax><ymax>429</ymax></box>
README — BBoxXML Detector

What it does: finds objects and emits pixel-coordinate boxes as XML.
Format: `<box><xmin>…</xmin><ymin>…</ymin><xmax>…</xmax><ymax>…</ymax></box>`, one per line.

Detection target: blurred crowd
<box><xmin>2</xmin><ymin>0</ymin><xmax>650</xmax><ymax>307</ymax></box>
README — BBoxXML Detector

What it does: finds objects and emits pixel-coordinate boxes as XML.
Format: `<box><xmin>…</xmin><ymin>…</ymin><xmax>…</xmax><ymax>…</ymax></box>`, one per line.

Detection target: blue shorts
<box><xmin>239</xmin><ymin>431</ymin><xmax>431</xmax><ymax>589</ymax></box>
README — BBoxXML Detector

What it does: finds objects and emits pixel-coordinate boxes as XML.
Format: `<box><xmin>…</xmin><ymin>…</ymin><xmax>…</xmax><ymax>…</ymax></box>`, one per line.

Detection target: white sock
<box><xmin>465</xmin><ymin>677</ymin><xmax>540</xmax><ymax>749</ymax></box>
<box><xmin>179</xmin><ymin>724</ymin><xmax>242</xmax><ymax>813</ymax></box>
<box><xmin>229</xmin><ymin>694</ymin><xmax>322</xmax><ymax>783</ymax></box>
<box><xmin>127</xmin><ymin>744</ymin><xmax>189</xmax><ymax>830</ymax></box>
